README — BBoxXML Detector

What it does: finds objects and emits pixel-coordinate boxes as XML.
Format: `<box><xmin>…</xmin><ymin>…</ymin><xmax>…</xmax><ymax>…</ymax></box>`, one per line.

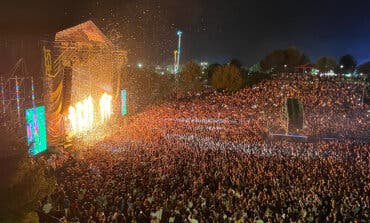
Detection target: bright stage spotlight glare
<box><xmin>68</xmin><ymin>93</ymin><xmax>112</xmax><ymax>134</ymax></box>
<box><xmin>68</xmin><ymin>106</ymin><xmax>77</xmax><ymax>132</ymax></box>
<box><xmin>99</xmin><ymin>93</ymin><xmax>112</xmax><ymax>122</ymax></box>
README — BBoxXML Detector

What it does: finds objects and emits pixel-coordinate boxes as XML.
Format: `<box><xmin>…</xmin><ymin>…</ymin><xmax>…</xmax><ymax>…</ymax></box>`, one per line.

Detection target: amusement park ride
<box><xmin>174</xmin><ymin>30</ymin><xmax>182</xmax><ymax>74</ymax></box>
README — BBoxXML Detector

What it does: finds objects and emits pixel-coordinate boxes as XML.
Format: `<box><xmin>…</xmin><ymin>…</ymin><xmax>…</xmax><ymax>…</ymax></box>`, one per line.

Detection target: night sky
<box><xmin>1</xmin><ymin>0</ymin><xmax>370</xmax><ymax>66</ymax></box>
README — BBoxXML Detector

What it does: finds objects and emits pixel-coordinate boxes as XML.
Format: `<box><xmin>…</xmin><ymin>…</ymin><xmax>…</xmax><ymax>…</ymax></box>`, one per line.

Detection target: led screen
<box><xmin>26</xmin><ymin>106</ymin><xmax>47</xmax><ymax>155</ymax></box>
<box><xmin>121</xmin><ymin>90</ymin><xmax>127</xmax><ymax>115</ymax></box>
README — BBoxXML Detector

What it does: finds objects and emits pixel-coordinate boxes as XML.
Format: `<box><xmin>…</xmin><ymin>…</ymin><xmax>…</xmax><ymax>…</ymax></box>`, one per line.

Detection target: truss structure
<box><xmin>0</xmin><ymin>58</ymin><xmax>38</xmax><ymax>126</ymax></box>
<box><xmin>42</xmin><ymin>39</ymin><xmax>127</xmax><ymax>99</ymax></box>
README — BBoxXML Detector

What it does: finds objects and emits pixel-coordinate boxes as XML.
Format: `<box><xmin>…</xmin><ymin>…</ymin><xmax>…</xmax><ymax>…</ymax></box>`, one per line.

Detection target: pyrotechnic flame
<box><xmin>68</xmin><ymin>96</ymin><xmax>94</xmax><ymax>133</ymax></box>
<box><xmin>68</xmin><ymin>93</ymin><xmax>112</xmax><ymax>134</ymax></box>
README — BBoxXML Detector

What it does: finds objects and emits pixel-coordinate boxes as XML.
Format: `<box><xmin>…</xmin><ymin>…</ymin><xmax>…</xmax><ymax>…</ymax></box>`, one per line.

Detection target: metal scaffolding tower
<box><xmin>0</xmin><ymin>58</ymin><xmax>38</xmax><ymax>127</ymax></box>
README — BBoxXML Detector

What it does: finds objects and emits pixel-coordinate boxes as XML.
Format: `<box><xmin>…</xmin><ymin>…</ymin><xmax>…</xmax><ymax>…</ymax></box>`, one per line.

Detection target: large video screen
<box><xmin>26</xmin><ymin>106</ymin><xmax>47</xmax><ymax>155</ymax></box>
<box><xmin>121</xmin><ymin>89</ymin><xmax>127</xmax><ymax>115</ymax></box>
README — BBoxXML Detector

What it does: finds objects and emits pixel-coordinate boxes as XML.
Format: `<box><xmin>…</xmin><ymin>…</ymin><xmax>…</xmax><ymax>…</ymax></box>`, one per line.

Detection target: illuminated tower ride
<box><xmin>174</xmin><ymin>30</ymin><xmax>182</xmax><ymax>74</ymax></box>
<box><xmin>173</xmin><ymin>50</ymin><xmax>178</xmax><ymax>73</ymax></box>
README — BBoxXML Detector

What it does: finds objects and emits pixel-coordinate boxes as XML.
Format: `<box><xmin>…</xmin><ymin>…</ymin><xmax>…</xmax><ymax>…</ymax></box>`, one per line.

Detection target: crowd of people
<box><xmin>112</xmin><ymin>73</ymin><xmax>368</xmax><ymax>144</ymax></box>
<box><xmin>39</xmin><ymin>73</ymin><xmax>369</xmax><ymax>222</ymax></box>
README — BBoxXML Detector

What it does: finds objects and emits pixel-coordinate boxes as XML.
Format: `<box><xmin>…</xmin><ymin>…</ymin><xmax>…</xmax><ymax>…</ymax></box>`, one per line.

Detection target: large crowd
<box><xmin>39</xmin><ymin>74</ymin><xmax>369</xmax><ymax>222</ymax></box>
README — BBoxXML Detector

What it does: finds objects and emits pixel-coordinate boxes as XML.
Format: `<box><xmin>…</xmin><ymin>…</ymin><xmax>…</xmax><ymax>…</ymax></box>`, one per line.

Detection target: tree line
<box><xmin>121</xmin><ymin>47</ymin><xmax>369</xmax><ymax>114</ymax></box>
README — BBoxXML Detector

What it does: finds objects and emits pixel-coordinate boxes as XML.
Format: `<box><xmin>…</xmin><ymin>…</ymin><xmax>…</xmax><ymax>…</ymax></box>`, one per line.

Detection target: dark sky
<box><xmin>1</xmin><ymin>0</ymin><xmax>370</xmax><ymax>66</ymax></box>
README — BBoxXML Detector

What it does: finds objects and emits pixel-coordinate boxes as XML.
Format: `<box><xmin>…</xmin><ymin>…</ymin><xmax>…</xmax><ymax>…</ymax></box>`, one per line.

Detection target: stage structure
<box><xmin>43</xmin><ymin>21</ymin><xmax>127</xmax><ymax>146</ymax></box>
<box><xmin>0</xmin><ymin>58</ymin><xmax>39</xmax><ymax>128</ymax></box>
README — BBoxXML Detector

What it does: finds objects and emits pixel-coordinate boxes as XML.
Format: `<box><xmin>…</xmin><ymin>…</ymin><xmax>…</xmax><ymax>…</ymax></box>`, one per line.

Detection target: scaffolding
<box><xmin>0</xmin><ymin>58</ymin><xmax>38</xmax><ymax>127</ymax></box>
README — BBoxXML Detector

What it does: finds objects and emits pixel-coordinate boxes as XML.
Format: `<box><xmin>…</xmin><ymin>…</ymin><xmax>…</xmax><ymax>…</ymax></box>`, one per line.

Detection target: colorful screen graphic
<box><xmin>26</xmin><ymin>106</ymin><xmax>47</xmax><ymax>155</ymax></box>
<box><xmin>121</xmin><ymin>90</ymin><xmax>127</xmax><ymax>115</ymax></box>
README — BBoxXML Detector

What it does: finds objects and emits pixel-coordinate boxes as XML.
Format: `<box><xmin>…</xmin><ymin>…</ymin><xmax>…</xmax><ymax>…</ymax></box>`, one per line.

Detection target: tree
<box><xmin>358</xmin><ymin>61</ymin><xmax>370</xmax><ymax>74</ymax></box>
<box><xmin>205</xmin><ymin>63</ymin><xmax>221</xmax><ymax>85</ymax></box>
<box><xmin>316</xmin><ymin>57</ymin><xmax>337</xmax><ymax>73</ymax></box>
<box><xmin>339</xmin><ymin>54</ymin><xmax>357</xmax><ymax>74</ymax></box>
<box><xmin>260</xmin><ymin>49</ymin><xmax>285</xmax><ymax>72</ymax></box>
<box><xmin>229</xmin><ymin>58</ymin><xmax>242</xmax><ymax>68</ymax></box>
<box><xmin>260</xmin><ymin>47</ymin><xmax>310</xmax><ymax>72</ymax></box>
<box><xmin>179</xmin><ymin>61</ymin><xmax>203</xmax><ymax>91</ymax></box>
<box><xmin>357</xmin><ymin>61</ymin><xmax>370</xmax><ymax>81</ymax></box>
<box><xmin>212</xmin><ymin>64</ymin><xmax>245</xmax><ymax>92</ymax></box>
<box><xmin>245</xmin><ymin>72</ymin><xmax>272</xmax><ymax>87</ymax></box>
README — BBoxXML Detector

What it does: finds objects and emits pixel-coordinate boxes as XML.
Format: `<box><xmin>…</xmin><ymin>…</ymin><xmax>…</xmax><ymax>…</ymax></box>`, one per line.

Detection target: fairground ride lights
<box><xmin>68</xmin><ymin>93</ymin><xmax>113</xmax><ymax>133</ymax></box>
